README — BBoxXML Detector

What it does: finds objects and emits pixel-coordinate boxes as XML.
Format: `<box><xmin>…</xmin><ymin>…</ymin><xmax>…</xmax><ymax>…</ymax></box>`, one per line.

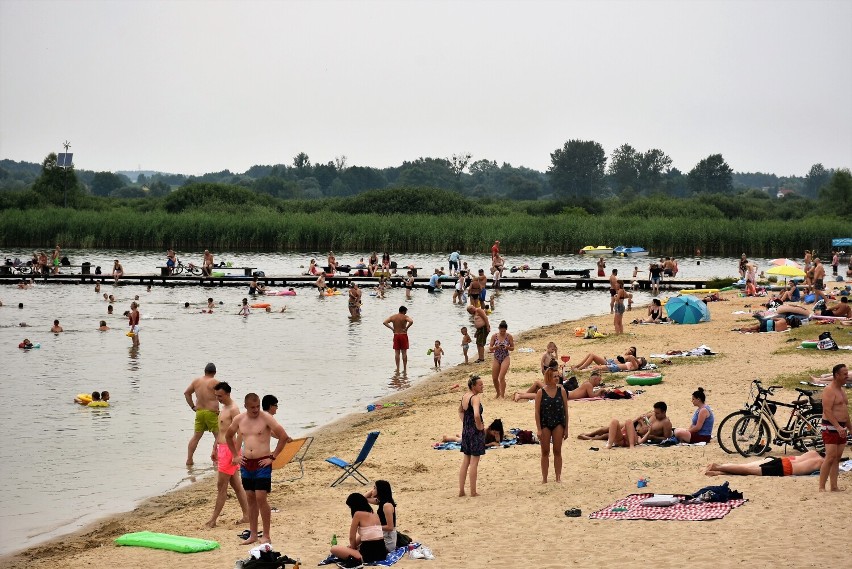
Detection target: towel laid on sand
<box><xmin>589</xmin><ymin>493</ymin><xmax>746</xmax><ymax>521</ymax></box>
<box><xmin>319</xmin><ymin>543</ymin><xmax>420</xmax><ymax>566</ymax></box>
<box><xmin>650</xmin><ymin>345</ymin><xmax>716</xmax><ymax>359</ymax></box>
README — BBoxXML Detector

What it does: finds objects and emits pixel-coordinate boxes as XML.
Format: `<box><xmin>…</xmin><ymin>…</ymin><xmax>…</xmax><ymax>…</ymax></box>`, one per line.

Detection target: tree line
<box><xmin>0</xmin><ymin>139</ymin><xmax>848</xmax><ymax>219</ymax></box>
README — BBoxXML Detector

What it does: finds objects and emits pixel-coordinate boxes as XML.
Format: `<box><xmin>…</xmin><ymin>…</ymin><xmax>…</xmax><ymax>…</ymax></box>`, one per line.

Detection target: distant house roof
<box><xmin>776</xmin><ymin>188</ymin><xmax>795</xmax><ymax>198</ymax></box>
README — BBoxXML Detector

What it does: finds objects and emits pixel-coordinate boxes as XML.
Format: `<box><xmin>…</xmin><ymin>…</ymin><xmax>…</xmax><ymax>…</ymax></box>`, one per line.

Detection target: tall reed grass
<box><xmin>0</xmin><ymin>208</ymin><xmax>844</xmax><ymax>256</ymax></box>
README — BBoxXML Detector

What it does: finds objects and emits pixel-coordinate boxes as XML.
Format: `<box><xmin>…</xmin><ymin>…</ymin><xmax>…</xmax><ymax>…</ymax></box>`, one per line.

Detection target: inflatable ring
<box><xmin>800</xmin><ymin>341</ymin><xmax>819</xmax><ymax>349</ymax></box>
<box><xmin>250</xmin><ymin>303</ymin><xmax>270</xmax><ymax>309</ymax></box>
<box><xmin>626</xmin><ymin>372</ymin><xmax>663</xmax><ymax>386</ymax></box>
<box><xmin>76</xmin><ymin>393</ymin><xmax>93</xmax><ymax>404</ymax></box>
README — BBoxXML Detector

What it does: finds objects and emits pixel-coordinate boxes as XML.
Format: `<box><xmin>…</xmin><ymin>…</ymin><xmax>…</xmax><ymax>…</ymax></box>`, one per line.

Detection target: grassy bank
<box><xmin>0</xmin><ymin>207</ymin><xmax>844</xmax><ymax>255</ymax></box>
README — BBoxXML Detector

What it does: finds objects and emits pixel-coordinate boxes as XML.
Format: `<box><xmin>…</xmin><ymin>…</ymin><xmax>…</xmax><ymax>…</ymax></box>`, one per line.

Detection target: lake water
<box><xmin>0</xmin><ymin>250</ymin><xmax>754</xmax><ymax>555</ymax></box>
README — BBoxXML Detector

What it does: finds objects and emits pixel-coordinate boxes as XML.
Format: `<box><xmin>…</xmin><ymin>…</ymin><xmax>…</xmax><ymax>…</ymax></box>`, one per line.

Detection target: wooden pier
<box><xmin>0</xmin><ymin>271</ymin><xmax>713</xmax><ymax>291</ymax></box>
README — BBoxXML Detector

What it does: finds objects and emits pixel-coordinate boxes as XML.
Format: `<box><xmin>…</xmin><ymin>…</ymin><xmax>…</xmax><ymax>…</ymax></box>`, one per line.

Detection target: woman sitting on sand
<box><xmin>364</xmin><ymin>480</ymin><xmax>398</xmax><ymax>553</ymax></box>
<box><xmin>330</xmin><ymin>493</ymin><xmax>388</xmax><ymax>566</ymax></box>
<box><xmin>442</xmin><ymin>418</ymin><xmax>504</xmax><ymax>448</ymax></box>
<box><xmin>638</xmin><ymin>298</ymin><xmax>664</xmax><ymax>323</ymax></box>
<box><xmin>674</xmin><ymin>387</ymin><xmax>714</xmax><ymax>443</ymax></box>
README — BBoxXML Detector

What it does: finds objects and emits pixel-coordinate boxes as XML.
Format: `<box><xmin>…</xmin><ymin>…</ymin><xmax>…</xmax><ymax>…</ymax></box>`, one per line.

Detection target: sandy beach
<box><xmin>4</xmin><ymin>288</ymin><xmax>852</xmax><ymax>569</ymax></box>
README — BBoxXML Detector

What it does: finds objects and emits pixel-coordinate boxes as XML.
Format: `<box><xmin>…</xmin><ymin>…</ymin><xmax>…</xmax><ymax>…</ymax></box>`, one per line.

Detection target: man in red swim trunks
<box><xmin>383</xmin><ymin>306</ymin><xmax>413</xmax><ymax>373</ymax></box>
<box><xmin>705</xmin><ymin>450</ymin><xmax>824</xmax><ymax>477</ymax></box>
<box><xmin>819</xmin><ymin>363</ymin><xmax>849</xmax><ymax>492</ymax></box>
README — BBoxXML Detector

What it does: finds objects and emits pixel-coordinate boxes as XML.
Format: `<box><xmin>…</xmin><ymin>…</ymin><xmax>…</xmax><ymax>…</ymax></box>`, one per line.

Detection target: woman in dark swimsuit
<box><xmin>640</xmin><ymin>298</ymin><xmax>664</xmax><ymax>323</ymax></box>
<box><xmin>459</xmin><ymin>375</ymin><xmax>485</xmax><ymax>497</ymax></box>
<box><xmin>535</xmin><ymin>367</ymin><xmax>569</xmax><ymax>483</ymax></box>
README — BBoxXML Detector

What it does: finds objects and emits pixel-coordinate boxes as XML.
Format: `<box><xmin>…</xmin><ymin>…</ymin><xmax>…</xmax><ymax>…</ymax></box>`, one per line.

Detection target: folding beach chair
<box><xmin>271</xmin><ymin>437</ymin><xmax>314</xmax><ymax>481</ymax></box>
<box><xmin>325</xmin><ymin>431</ymin><xmax>380</xmax><ymax>487</ymax></box>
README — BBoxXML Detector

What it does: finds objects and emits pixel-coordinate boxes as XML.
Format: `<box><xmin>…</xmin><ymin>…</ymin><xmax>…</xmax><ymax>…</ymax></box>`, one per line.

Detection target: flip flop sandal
<box><xmin>237</xmin><ymin>529</ymin><xmax>263</xmax><ymax>539</ymax></box>
<box><xmin>564</xmin><ymin>508</ymin><xmax>582</xmax><ymax>517</ymax></box>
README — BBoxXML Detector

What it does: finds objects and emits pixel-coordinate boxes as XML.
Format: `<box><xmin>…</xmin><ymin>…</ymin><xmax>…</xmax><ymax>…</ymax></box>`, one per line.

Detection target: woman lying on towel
<box><xmin>572</xmin><ymin>347</ymin><xmax>641</xmax><ymax>372</ymax></box>
<box><xmin>733</xmin><ymin>313</ymin><xmax>801</xmax><ymax>333</ymax></box>
<box><xmin>442</xmin><ymin>418</ymin><xmax>504</xmax><ymax>448</ymax></box>
<box><xmin>513</xmin><ymin>369</ymin><xmax>606</xmax><ymax>401</ymax></box>
<box><xmin>705</xmin><ymin>450</ymin><xmax>824</xmax><ymax>477</ymax></box>
<box><xmin>577</xmin><ymin>415</ymin><xmax>651</xmax><ymax>449</ymax></box>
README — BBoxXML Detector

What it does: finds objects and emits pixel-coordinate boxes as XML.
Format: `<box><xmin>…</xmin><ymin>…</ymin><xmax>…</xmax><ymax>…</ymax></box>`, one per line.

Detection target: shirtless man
<box><xmin>638</xmin><ymin>402</ymin><xmax>673</xmax><ymax>444</ymax></box>
<box><xmin>821</xmin><ymin>297</ymin><xmax>851</xmax><ymax>318</ymax></box>
<box><xmin>206</xmin><ymin>382</ymin><xmax>249</xmax><ymax>528</ymax></box>
<box><xmin>51</xmin><ymin>319</ymin><xmax>63</xmax><ymax>333</ymax></box>
<box><xmin>383</xmin><ymin>306</ymin><xmax>413</xmax><ymax>373</ymax></box>
<box><xmin>468</xmin><ymin>274</ymin><xmax>483</xmax><ymax>308</ymax></box>
<box><xmin>609</xmin><ymin>269</ymin><xmax>619</xmax><ymax>313</ymax></box>
<box><xmin>128</xmin><ymin>301</ymin><xmax>140</xmax><ymax>348</ymax></box>
<box><xmin>577</xmin><ymin>402</ymin><xmax>671</xmax><ymax>448</ymax></box>
<box><xmin>225</xmin><ymin>393</ymin><xmax>290</xmax><ymax>545</ymax></box>
<box><xmin>202</xmin><ymin>249</ymin><xmax>214</xmax><ymax>277</ymax></box>
<box><xmin>812</xmin><ymin>258</ymin><xmax>826</xmax><ymax>300</ymax></box>
<box><xmin>706</xmin><ymin>450</ymin><xmax>825</xmax><ymax>477</ymax></box>
<box><xmin>184</xmin><ymin>363</ymin><xmax>220</xmax><ymax>466</ymax></box>
<box><xmin>467</xmin><ymin>305</ymin><xmax>490</xmax><ymax>363</ymax></box>
<box><xmin>819</xmin><ymin>363</ymin><xmax>850</xmax><ymax>492</ymax></box>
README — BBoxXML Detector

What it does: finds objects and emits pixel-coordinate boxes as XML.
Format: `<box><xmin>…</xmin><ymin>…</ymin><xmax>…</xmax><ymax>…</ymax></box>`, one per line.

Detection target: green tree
<box><xmin>548</xmin><ymin>139</ymin><xmax>607</xmax><ymax>198</ymax></box>
<box><xmin>147</xmin><ymin>179</ymin><xmax>172</xmax><ymax>197</ymax></box>
<box><xmin>507</xmin><ymin>175</ymin><xmax>540</xmax><ymax>200</ymax></box>
<box><xmin>31</xmin><ymin>153</ymin><xmax>83</xmax><ymax>206</ymax></box>
<box><xmin>137</xmin><ymin>173</ymin><xmax>148</xmax><ymax>185</ymax></box>
<box><xmin>804</xmin><ymin>163</ymin><xmax>831</xmax><ymax>198</ymax></box>
<box><xmin>110</xmin><ymin>186</ymin><xmax>146</xmax><ymax>198</ymax></box>
<box><xmin>607</xmin><ymin>144</ymin><xmax>638</xmax><ymax>194</ymax></box>
<box><xmin>688</xmin><ymin>154</ymin><xmax>733</xmax><ymax>194</ymax></box>
<box><xmin>396</xmin><ymin>158</ymin><xmax>456</xmax><ymax>189</ymax></box>
<box><xmin>819</xmin><ymin>168</ymin><xmax>852</xmax><ymax>217</ymax></box>
<box><xmin>293</xmin><ymin>152</ymin><xmax>311</xmax><ymax>179</ymax></box>
<box><xmin>635</xmin><ymin>148</ymin><xmax>672</xmax><ymax>193</ymax></box>
<box><xmin>90</xmin><ymin>171</ymin><xmax>126</xmax><ymax>197</ymax></box>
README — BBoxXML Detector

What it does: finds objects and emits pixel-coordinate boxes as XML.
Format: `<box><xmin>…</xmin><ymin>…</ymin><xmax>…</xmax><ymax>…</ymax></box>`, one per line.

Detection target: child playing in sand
<box><xmin>433</xmin><ymin>340</ymin><xmax>444</xmax><ymax>370</ymax></box>
<box><xmin>460</xmin><ymin>327</ymin><xmax>472</xmax><ymax>364</ymax></box>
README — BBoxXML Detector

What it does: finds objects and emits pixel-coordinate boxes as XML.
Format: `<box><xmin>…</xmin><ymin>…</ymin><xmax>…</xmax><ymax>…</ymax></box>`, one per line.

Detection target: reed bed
<box><xmin>0</xmin><ymin>208</ymin><xmax>844</xmax><ymax>256</ymax></box>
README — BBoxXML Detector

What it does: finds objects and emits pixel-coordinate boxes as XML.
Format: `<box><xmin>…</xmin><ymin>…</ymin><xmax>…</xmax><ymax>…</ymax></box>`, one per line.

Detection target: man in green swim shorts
<box><xmin>184</xmin><ymin>362</ymin><xmax>221</xmax><ymax>466</ymax></box>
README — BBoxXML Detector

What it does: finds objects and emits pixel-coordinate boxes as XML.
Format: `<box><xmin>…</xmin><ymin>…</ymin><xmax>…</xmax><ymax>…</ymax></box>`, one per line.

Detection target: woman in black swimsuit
<box><xmin>535</xmin><ymin>368</ymin><xmax>569</xmax><ymax>483</ymax></box>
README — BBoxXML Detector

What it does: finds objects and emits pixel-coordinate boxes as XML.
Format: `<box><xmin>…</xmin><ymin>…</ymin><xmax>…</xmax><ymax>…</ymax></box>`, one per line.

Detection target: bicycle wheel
<box><xmin>732</xmin><ymin>415</ymin><xmax>771</xmax><ymax>457</ymax></box>
<box><xmin>716</xmin><ymin>410</ymin><xmax>749</xmax><ymax>454</ymax></box>
<box><xmin>18</xmin><ymin>265</ymin><xmax>32</xmax><ymax>275</ymax></box>
<box><xmin>188</xmin><ymin>265</ymin><xmax>202</xmax><ymax>276</ymax></box>
<box><xmin>171</xmin><ymin>264</ymin><xmax>183</xmax><ymax>275</ymax></box>
<box><xmin>795</xmin><ymin>414</ymin><xmax>825</xmax><ymax>454</ymax></box>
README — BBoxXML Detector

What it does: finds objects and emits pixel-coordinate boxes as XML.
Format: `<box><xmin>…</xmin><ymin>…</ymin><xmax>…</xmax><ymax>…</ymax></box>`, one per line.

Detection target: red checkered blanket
<box><xmin>589</xmin><ymin>493</ymin><xmax>747</xmax><ymax>521</ymax></box>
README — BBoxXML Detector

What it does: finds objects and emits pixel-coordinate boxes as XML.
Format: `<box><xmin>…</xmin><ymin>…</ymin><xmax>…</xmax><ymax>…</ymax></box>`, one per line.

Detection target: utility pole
<box><xmin>60</xmin><ymin>140</ymin><xmax>72</xmax><ymax>208</ymax></box>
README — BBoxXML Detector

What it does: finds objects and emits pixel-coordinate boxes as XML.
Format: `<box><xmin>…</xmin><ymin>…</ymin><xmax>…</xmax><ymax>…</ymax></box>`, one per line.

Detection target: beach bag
<box><xmin>817</xmin><ymin>331</ymin><xmax>838</xmax><ymax>351</ymax></box>
<box><xmin>515</xmin><ymin>430</ymin><xmax>536</xmax><ymax>444</ymax></box>
<box><xmin>583</xmin><ymin>325</ymin><xmax>598</xmax><ymax>339</ymax></box>
<box><xmin>396</xmin><ymin>532</ymin><xmax>412</xmax><ymax>548</ymax></box>
<box><xmin>564</xmin><ymin>376</ymin><xmax>579</xmax><ymax>391</ymax></box>
<box><xmin>604</xmin><ymin>389</ymin><xmax>632</xmax><ymax>400</ymax></box>
<box><xmin>690</xmin><ymin>481</ymin><xmax>742</xmax><ymax>503</ymax></box>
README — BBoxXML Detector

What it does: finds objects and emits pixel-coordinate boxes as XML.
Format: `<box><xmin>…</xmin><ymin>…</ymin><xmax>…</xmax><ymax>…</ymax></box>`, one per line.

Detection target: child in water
<box><xmin>238</xmin><ymin>298</ymin><xmax>250</xmax><ymax>317</ymax></box>
<box><xmin>460</xmin><ymin>327</ymin><xmax>472</xmax><ymax>364</ymax></box>
<box><xmin>433</xmin><ymin>340</ymin><xmax>444</xmax><ymax>370</ymax></box>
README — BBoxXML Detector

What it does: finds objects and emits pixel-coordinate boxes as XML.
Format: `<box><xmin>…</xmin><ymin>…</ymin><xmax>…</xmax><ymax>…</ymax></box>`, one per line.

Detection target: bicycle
<box><xmin>717</xmin><ymin>379</ymin><xmax>821</xmax><ymax>454</ymax></box>
<box><xmin>170</xmin><ymin>259</ymin><xmax>202</xmax><ymax>276</ymax></box>
<box><xmin>729</xmin><ymin>381</ymin><xmax>823</xmax><ymax>457</ymax></box>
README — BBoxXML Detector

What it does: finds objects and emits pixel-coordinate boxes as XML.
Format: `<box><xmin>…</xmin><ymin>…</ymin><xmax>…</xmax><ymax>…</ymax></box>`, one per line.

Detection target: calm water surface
<box><xmin>0</xmin><ymin>250</ymin><xmax>750</xmax><ymax>554</ymax></box>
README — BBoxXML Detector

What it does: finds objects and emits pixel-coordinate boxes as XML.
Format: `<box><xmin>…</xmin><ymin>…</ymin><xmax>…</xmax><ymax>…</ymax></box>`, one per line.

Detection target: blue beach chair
<box><xmin>326</xmin><ymin>431</ymin><xmax>380</xmax><ymax>487</ymax></box>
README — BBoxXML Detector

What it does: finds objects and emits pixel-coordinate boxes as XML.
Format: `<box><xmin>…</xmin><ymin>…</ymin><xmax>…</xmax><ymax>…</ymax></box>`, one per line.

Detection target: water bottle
<box><xmin>331</xmin><ymin>534</ymin><xmax>338</xmax><ymax>546</ymax></box>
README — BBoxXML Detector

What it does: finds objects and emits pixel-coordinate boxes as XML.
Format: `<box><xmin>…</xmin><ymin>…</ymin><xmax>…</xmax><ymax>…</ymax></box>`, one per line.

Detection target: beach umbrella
<box><xmin>665</xmin><ymin>295</ymin><xmax>710</xmax><ymax>324</ymax></box>
<box><xmin>771</xmin><ymin>258</ymin><xmax>802</xmax><ymax>268</ymax></box>
<box><xmin>766</xmin><ymin>265</ymin><xmax>806</xmax><ymax>278</ymax></box>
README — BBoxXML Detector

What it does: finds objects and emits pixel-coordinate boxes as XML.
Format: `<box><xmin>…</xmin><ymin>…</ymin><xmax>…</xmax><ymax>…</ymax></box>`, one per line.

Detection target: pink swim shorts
<box><xmin>217</xmin><ymin>443</ymin><xmax>239</xmax><ymax>476</ymax></box>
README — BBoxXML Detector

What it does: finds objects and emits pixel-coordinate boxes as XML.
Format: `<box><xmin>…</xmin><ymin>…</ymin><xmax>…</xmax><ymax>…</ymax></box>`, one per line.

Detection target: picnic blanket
<box><xmin>432</xmin><ymin>439</ymin><xmax>517</xmax><ymax>451</ymax></box>
<box><xmin>318</xmin><ymin>543</ymin><xmax>420</xmax><ymax>566</ymax></box>
<box><xmin>589</xmin><ymin>493</ymin><xmax>746</xmax><ymax>521</ymax></box>
<box><xmin>650</xmin><ymin>345</ymin><xmax>716</xmax><ymax>359</ymax></box>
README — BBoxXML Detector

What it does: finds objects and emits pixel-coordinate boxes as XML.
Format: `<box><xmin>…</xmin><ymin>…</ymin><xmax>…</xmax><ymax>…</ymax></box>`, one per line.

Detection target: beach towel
<box><xmin>650</xmin><ymin>345</ymin><xmax>716</xmax><ymax>359</ymax></box>
<box><xmin>589</xmin><ymin>493</ymin><xmax>746</xmax><ymax>521</ymax></box>
<box><xmin>318</xmin><ymin>543</ymin><xmax>420</xmax><ymax>566</ymax></box>
<box><xmin>432</xmin><ymin>439</ymin><xmax>516</xmax><ymax>451</ymax></box>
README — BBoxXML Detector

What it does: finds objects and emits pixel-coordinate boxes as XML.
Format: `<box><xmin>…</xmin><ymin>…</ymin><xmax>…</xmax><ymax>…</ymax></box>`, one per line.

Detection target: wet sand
<box><xmin>4</xmin><ymin>288</ymin><xmax>852</xmax><ymax>569</ymax></box>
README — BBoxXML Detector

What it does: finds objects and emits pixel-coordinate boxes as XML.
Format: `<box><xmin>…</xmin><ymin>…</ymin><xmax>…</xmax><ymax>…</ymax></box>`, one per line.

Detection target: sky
<box><xmin>1</xmin><ymin>0</ymin><xmax>850</xmax><ymax>177</ymax></box>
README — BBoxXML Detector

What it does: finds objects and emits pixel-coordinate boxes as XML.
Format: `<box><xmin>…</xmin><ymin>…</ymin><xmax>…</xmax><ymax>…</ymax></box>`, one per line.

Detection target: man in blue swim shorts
<box><xmin>226</xmin><ymin>392</ymin><xmax>291</xmax><ymax>545</ymax></box>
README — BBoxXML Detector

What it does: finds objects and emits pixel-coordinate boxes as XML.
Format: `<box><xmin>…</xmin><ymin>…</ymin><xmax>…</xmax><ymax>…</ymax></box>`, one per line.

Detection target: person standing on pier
<box><xmin>596</xmin><ymin>256</ymin><xmax>606</xmax><ymax>277</ymax></box>
<box><xmin>202</xmin><ymin>250</ymin><xmax>214</xmax><ymax>277</ymax></box>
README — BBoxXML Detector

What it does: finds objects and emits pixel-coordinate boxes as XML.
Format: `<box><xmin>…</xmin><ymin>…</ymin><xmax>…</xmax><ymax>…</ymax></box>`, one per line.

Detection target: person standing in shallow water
<box><xmin>184</xmin><ymin>363</ymin><xmax>220</xmax><ymax>466</ymax></box>
<box><xmin>383</xmin><ymin>306</ymin><xmax>413</xmax><ymax>373</ymax></box>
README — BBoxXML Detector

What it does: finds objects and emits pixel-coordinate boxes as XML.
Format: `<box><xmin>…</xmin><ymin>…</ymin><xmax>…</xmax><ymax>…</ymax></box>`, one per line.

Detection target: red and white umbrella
<box><xmin>770</xmin><ymin>258</ymin><xmax>802</xmax><ymax>269</ymax></box>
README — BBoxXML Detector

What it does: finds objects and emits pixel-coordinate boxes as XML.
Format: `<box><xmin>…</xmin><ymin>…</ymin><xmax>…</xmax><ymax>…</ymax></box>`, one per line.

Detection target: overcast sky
<box><xmin>1</xmin><ymin>0</ymin><xmax>850</xmax><ymax>177</ymax></box>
